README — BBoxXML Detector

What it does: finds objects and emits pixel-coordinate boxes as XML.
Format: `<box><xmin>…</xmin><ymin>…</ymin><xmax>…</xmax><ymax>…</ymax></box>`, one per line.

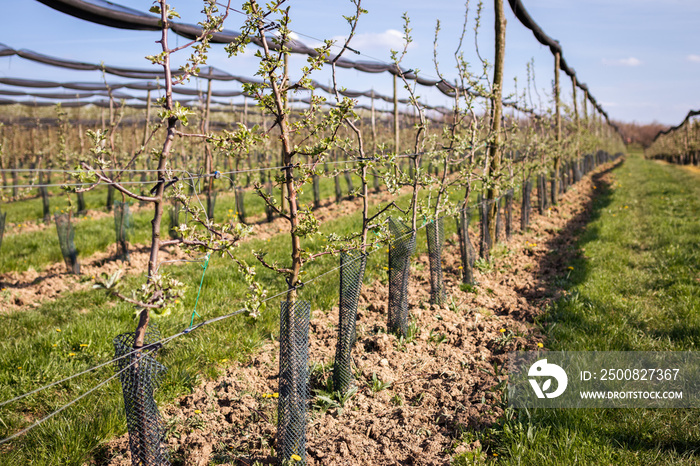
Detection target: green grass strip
<box><xmin>454</xmin><ymin>152</ymin><xmax>700</xmax><ymax>465</ymax></box>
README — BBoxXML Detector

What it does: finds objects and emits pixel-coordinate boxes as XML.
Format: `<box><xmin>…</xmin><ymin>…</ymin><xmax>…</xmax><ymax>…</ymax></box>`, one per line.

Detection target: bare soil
<box><xmin>99</xmin><ymin>161</ymin><xmax>621</xmax><ymax>466</ymax></box>
<box><xmin>0</xmin><ymin>243</ymin><xmax>189</xmax><ymax>313</ymax></box>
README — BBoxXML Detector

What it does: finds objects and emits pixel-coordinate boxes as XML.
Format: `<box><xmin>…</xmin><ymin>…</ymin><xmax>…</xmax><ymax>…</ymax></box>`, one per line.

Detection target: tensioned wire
<box><xmin>0</xmin><ymin>343</ymin><xmax>163</xmax><ymax>446</ymax></box>
<box><xmin>0</xmin><ymin>152</ymin><xmax>427</xmax><ymax>190</ymax></box>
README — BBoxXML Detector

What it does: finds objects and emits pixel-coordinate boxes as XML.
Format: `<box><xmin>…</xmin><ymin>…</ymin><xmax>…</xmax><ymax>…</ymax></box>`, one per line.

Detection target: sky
<box><xmin>0</xmin><ymin>0</ymin><xmax>699</xmax><ymax>125</ymax></box>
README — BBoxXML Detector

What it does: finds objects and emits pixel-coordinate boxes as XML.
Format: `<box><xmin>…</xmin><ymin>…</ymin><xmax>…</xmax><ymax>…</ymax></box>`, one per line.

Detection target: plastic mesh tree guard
<box><xmin>521</xmin><ymin>179</ymin><xmax>532</xmax><ymax>230</ymax></box>
<box><xmin>387</xmin><ymin>217</ymin><xmax>416</xmax><ymax>337</ymax></box>
<box><xmin>537</xmin><ymin>174</ymin><xmax>548</xmax><ymax>214</ymax></box>
<box><xmin>266</xmin><ymin>180</ymin><xmax>274</xmax><ymax>223</ymax></box>
<box><xmin>278</xmin><ymin>300</ymin><xmax>310</xmax><ymax>465</ymax></box>
<box><xmin>0</xmin><ymin>210</ymin><xmax>6</xmax><ymax>251</ymax></box>
<box><xmin>333</xmin><ymin>251</ymin><xmax>367</xmax><ymax>394</ymax></box>
<box><xmin>550</xmin><ymin>176</ymin><xmax>556</xmax><ymax>206</ymax></box>
<box><xmin>40</xmin><ymin>186</ymin><xmax>51</xmax><ymax>224</ymax></box>
<box><xmin>334</xmin><ymin>173</ymin><xmax>342</xmax><ymax>203</ymax></box>
<box><xmin>54</xmin><ymin>212</ymin><xmax>80</xmax><ymax>274</ymax></box>
<box><xmin>206</xmin><ymin>190</ymin><xmax>217</xmax><ymax>221</ymax></box>
<box><xmin>114</xmin><ymin>202</ymin><xmax>132</xmax><ymax>262</ymax></box>
<box><xmin>139</xmin><ymin>172</ymin><xmax>150</xmax><ymax>207</ymax></box>
<box><xmin>456</xmin><ymin>208</ymin><xmax>476</xmax><ymax>285</ymax></box>
<box><xmin>478</xmin><ymin>197</ymin><xmax>493</xmax><ymax>259</ymax></box>
<box><xmin>312</xmin><ymin>174</ymin><xmax>321</xmax><ymax>209</ymax></box>
<box><xmin>495</xmin><ymin>198</ymin><xmax>503</xmax><ymax>243</ymax></box>
<box><xmin>343</xmin><ymin>171</ymin><xmax>355</xmax><ymax>197</ymax></box>
<box><xmin>168</xmin><ymin>201</ymin><xmax>180</xmax><ymax>240</ymax></box>
<box><xmin>235</xmin><ymin>187</ymin><xmax>246</xmax><ymax>223</ymax></box>
<box><xmin>505</xmin><ymin>188</ymin><xmax>513</xmax><ymax>240</ymax></box>
<box><xmin>426</xmin><ymin>217</ymin><xmax>446</xmax><ymax>305</ymax></box>
<box><xmin>114</xmin><ymin>331</ymin><xmax>169</xmax><ymax>466</ymax></box>
<box><xmin>77</xmin><ymin>191</ymin><xmax>87</xmax><ymax>216</ymax></box>
<box><xmin>559</xmin><ymin>166</ymin><xmax>566</xmax><ymax>193</ymax></box>
<box><xmin>574</xmin><ymin>159</ymin><xmax>582</xmax><ymax>182</ymax></box>
<box><xmin>106</xmin><ymin>184</ymin><xmax>115</xmax><ymax>212</ymax></box>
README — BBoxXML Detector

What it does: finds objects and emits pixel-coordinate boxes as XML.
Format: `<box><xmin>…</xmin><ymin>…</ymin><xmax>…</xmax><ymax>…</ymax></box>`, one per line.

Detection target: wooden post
<box><xmin>552</xmin><ymin>51</ymin><xmax>561</xmax><ymax>205</ymax></box>
<box><xmin>203</xmin><ymin>78</ymin><xmax>215</xmax><ymax>219</ymax></box>
<box><xmin>572</xmin><ymin>77</ymin><xmax>580</xmax><ymax>165</ymax></box>
<box><xmin>370</xmin><ymin>90</ymin><xmax>377</xmax><ymax>149</ymax></box>
<box><xmin>485</xmin><ymin>0</ymin><xmax>506</xmax><ymax>258</ymax></box>
<box><xmin>142</xmin><ymin>90</ymin><xmax>152</xmax><ymax>148</ymax></box>
<box><xmin>243</xmin><ymin>95</ymin><xmax>248</xmax><ymax>126</ymax></box>
<box><xmin>281</xmin><ymin>53</ymin><xmax>289</xmax><ymax>212</ymax></box>
<box><xmin>393</xmin><ymin>73</ymin><xmax>400</xmax><ymax>155</ymax></box>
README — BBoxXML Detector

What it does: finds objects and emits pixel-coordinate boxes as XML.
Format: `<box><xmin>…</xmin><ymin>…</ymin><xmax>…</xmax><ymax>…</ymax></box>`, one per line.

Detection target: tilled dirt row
<box><xmin>100</xmin><ymin>162</ymin><xmax>620</xmax><ymax>465</ymax></box>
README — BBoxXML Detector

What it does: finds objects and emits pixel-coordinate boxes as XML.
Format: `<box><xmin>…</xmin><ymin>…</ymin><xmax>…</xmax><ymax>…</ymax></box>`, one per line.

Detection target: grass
<box><xmin>453</xmin><ymin>151</ymin><xmax>700</xmax><ymax>465</ymax></box>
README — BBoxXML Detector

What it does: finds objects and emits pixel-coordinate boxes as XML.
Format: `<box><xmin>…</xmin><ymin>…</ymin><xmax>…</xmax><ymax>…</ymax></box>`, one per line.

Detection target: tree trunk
<box><xmin>485</xmin><ymin>0</ymin><xmax>506</xmax><ymax>258</ymax></box>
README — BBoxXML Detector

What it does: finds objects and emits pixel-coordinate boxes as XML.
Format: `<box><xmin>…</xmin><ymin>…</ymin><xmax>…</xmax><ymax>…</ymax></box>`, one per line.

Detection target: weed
<box><xmin>396</xmin><ymin>319</ymin><xmax>420</xmax><ymax>351</ymax></box>
<box><xmin>369</xmin><ymin>372</ymin><xmax>391</xmax><ymax>393</ymax></box>
<box><xmin>459</xmin><ymin>283</ymin><xmax>478</xmax><ymax>294</ymax></box>
<box><xmin>428</xmin><ymin>329</ymin><xmax>447</xmax><ymax>348</ymax></box>
<box><xmin>473</xmin><ymin>258</ymin><xmax>492</xmax><ymax>273</ymax></box>
<box><xmin>313</xmin><ymin>386</ymin><xmax>357</xmax><ymax>414</ymax></box>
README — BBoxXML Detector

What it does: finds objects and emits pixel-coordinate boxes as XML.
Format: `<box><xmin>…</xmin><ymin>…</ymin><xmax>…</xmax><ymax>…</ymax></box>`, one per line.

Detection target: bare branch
<box><xmin>80</xmin><ymin>162</ymin><xmax>157</xmax><ymax>203</ymax></box>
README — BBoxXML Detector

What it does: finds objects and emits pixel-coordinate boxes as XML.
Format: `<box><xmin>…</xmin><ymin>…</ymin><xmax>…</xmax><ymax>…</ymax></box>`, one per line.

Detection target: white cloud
<box><xmin>601</xmin><ymin>57</ymin><xmax>642</xmax><ymax>66</ymax></box>
<box><xmin>331</xmin><ymin>29</ymin><xmax>412</xmax><ymax>55</ymax></box>
<box><xmin>687</xmin><ymin>54</ymin><xmax>700</xmax><ymax>63</ymax></box>
<box><xmin>273</xmin><ymin>31</ymin><xmax>300</xmax><ymax>41</ymax></box>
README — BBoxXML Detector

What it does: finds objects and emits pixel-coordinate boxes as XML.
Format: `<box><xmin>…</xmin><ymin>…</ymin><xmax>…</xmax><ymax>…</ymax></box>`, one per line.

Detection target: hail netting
<box><xmin>333</xmin><ymin>251</ymin><xmax>367</xmax><ymax>394</ymax></box>
<box><xmin>54</xmin><ymin>212</ymin><xmax>80</xmax><ymax>274</ymax></box>
<box><xmin>0</xmin><ymin>209</ymin><xmax>5</xmax><ymax>250</ymax></box>
<box><xmin>426</xmin><ymin>217</ymin><xmax>446</xmax><ymax>305</ymax></box>
<box><xmin>114</xmin><ymin>331</ymin><xmax>169</xmax><ymax>466</ymax></box>
<box><xmin>278</xmin><ymin>300</ymin><xmax>310</xmax><ymax>465</ymax></box>
<box><xmin>113</xmin><ymin>202</ymin><xmax>132</xmax><ymax>262</ymax></box>
<box><xmin>387</xmin><ymin>217</ymin><xmax>416</xmax><ymax>337</ymax></box>
<box><xmin>456</xmin><ymin>208</ymin><xmax>476</xmax><ymax>285</ymax></box>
